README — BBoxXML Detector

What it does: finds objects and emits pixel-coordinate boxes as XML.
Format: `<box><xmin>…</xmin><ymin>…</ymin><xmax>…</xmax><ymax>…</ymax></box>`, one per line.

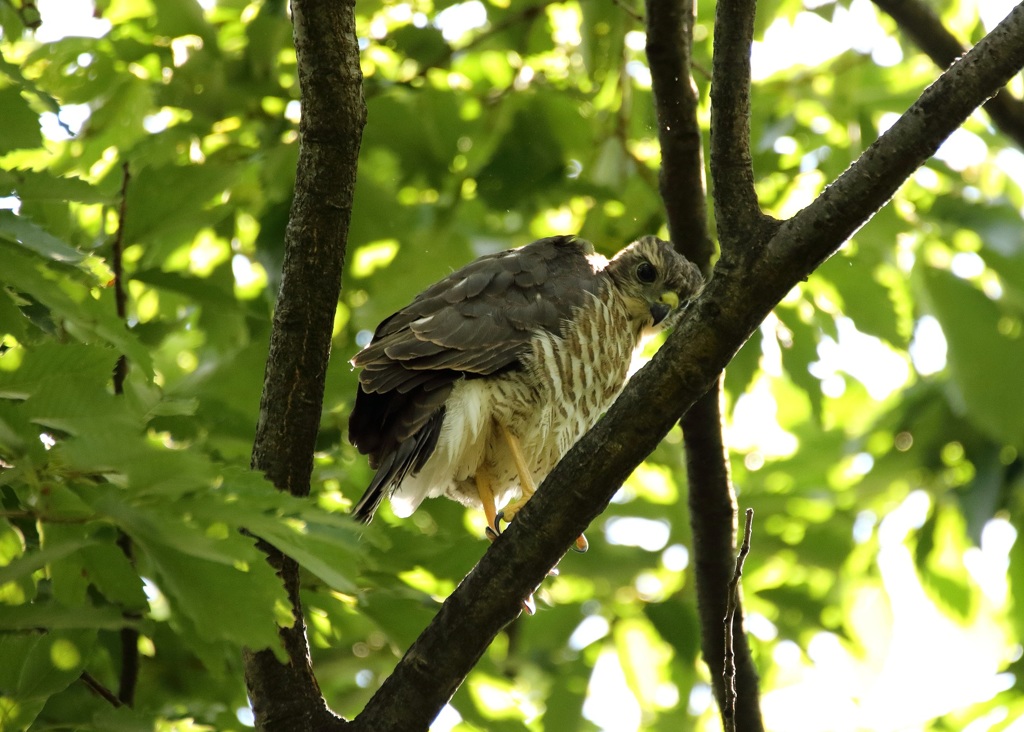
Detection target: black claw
<box><xmin>485</xmin><ymin>525</ymin><xmax>500</xmax><ymax>541</ymax></box>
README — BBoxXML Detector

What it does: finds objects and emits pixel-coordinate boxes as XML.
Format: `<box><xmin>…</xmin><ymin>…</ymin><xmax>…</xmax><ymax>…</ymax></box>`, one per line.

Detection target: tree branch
<box><xmin>872</xmin><ymin>0</ymin><xmax>1024</xmax><ymax>149</ymax></box>
<box><xmin>111</xmin><ymin>162</ymin><xmax>130</xmax><ymax>396</ymax></box>
<box><xmin>684</xmin><ymin>385</ymin><xmax>765</xmax><ymax>731</ymax></box>
<box><xmin>710</xmin><ymin>0</ymin><xmax>777</xmax><ymax>252</ymax></box>
<box><xmin>80</xmin><ymin>671</ymin><xmax>122</xmax><ymax>708</ymax></box>
<box><xmin>243</xmin><ymin>0</ymin><xmax>366</xmax><ymax>729</ymax></box>
<box><xmin>645</xmin><ymin>0</ymin><xmax>714</xmax><ymax>267</ymax></box>
<box><xmin>350</xmin><ymin>7</ymin><xmax>1024</xmax><ymax>728</ymax></box>
<box><xmin>109</xmin><ymin>161</ymin><xmax>140</xmax><ymax>708</ymax></box>
<box><xmin>645</xmin><ymin>0</ymin><xmax>764</xmax><ymax>728</ymax></box>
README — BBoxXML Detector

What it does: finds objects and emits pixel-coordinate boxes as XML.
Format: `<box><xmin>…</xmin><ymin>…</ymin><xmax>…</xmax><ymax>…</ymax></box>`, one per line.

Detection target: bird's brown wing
<box><xmin>348</xmin><ymin>235</ymin><xmax>606</xmax><ymax>521</ymax></box>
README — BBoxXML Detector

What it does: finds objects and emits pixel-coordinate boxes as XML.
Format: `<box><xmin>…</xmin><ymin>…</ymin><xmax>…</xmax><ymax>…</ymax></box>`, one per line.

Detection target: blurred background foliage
<box><xmin>0</xmin><ymin>0</ymin><xmax>1022</xmax><ymax>729</ymax></box>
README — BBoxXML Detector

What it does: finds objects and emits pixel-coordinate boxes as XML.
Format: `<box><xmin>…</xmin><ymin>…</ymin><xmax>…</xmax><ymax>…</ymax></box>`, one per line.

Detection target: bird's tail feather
<box><xmin>350</xmin><ymin>407</ymin><xmax>446</xmax><ymax>523</ymax></box>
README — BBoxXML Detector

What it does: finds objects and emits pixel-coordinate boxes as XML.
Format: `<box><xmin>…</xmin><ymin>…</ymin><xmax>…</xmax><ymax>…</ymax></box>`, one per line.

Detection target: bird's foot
<box><xmin>495</xmin><ymin>499</ymin><xmax>525</xmax><ymax>526</ymax></box>
<box><xmin>493</xmin><ymin>506</ymin><xmax>589</xmax><ymax>554</ymax></box>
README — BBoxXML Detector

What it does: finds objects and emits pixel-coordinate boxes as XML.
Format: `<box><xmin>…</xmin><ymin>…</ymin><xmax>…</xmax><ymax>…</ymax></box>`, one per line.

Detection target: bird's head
<box><xmin>607</xmin><ymin>236</ymin><xmax>704</xmax><ymax>333</ymax></box>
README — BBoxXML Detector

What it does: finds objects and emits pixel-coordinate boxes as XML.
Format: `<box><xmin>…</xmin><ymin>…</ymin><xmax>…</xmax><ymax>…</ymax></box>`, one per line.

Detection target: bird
<box><xmin>347</xmin><ymin>235</ymin><xmax>703</xmax><ymax>548</ymax></box>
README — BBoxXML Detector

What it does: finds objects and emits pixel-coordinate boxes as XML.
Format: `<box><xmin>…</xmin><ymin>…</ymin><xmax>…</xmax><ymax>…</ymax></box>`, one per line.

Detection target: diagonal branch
<box><xmin>872</xmin><ymin>0</ymin><xmax>1024</xmax><ymax>149</ymax></box>
<box><xmin>350</xmin><ymin>7</ymin><xmax>1024</xmax><ymax>728</ymax></box>
<box><xmin>243</xmin><ymin>0</ymin><xmax>366</xmax><ymax>729</ymax></box>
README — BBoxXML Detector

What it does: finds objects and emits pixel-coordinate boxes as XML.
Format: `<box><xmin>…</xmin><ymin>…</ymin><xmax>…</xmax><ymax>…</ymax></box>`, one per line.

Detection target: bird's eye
<box><xmin>636</xmin><ymin>261</ymin><xmax>657</xmax><ymax>283</ymax></box>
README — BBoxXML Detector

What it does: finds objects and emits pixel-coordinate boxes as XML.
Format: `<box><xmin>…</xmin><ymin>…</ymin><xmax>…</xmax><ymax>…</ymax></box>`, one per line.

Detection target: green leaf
<box><xmin>776</xmin><ymin>310</ymin><xmax>824</xmax><ymax>418</ymax></box>
<box><xmin>0</xmin><ymin>634</ymin><xmax>38</xmax><ymax>691</ymax></box>
<box><xmin>388</xmin><ymin>26</ymin><xmax>448</xmax><ymax>67</ymax></box>
<box><xmin>818</xmin><ymin>247</ymin><xmax>908</xmax><ymax>347</ymax></box>
<box><xmin>17</xmin><ymin>630</ymin><xmax>96</xmax><ymax>699</ymax></box>
<box><xmin>724</xmin><ymin>329</ymin><xmax>762</xmax><ymax>398</ymax></box>
<box><xmin>81</xmin><ymin>76</ymin><xmax>152</xmax><ymax>150</ymax></box>
<box><xmin>123</xmin><ymin>161</ymin><xmax>241</xmax><ymax>251</ymax></box>
<box><xmin>243</xmin><ymin>513</ymin><xmax>362</xmax><ymax>594</ymax></box>
<box><xmin>0</xmin><ymin>211</ymin><xmax>87</xmax><ymax>264</ymax></box>
<box><xmin>360</xmin><ymin>586</ymin><xmax>439</xmax><ymax>648</ymax></box>
<box><xmin>0</xmin><ymin>86</ymin><xmax>42</xmax><ymax>153</ymax></box>
<box><xmin>920</xmin><ymin>566</ymin><xmax>973</xmax><ymax>619</ymax></box>
<box><xmin>0</xmin><ymin>168</ymin><xmax>111</xmax><ymax>205</ymax></box>
<box><xmin>920</xmin><ymin>266</ymin><xmax>1024</xmax><ymax>448</ymax></box>
<box><xmin>644</xmin><ymin>596</ymin><xmax>700</xmax><ymax>665</ymax></box>
<box><xmin>0</xmin><ymin>245</ymin><xmax>152</xmax><ymax>374</ymax></box>
<box><xmin>0</xmin><ymin>538</ymin><xmax>96</xmax><ymax>587</ymax></box>
<box><xmin>476</xmin><ymin>107</ymin><xmax>565</xmax><ymax>208</ymax></box>
<box><xmin>0</xmin><ymin>340</ymin><xmax>115</xmax><ymax>401</ymax></box>
<box><xmin>0</xmin><ymin>286</ymin><xmax>28</xmax><ymax>341</ymax></box>
<box><xmin>137</xmin><ymin>534</ymin><xmax>288</xmax><ymax>656</ymax></box>
<box><xmin>60</xmin><ymin>429</ymin><xmax>216</xmax><ymax>497</ymax></box>
<box><xmin>80</xmin><ymin>542</ymin><xmax>148</xmax><ymax>611</ymax></box>
<box><xmin>97</xmin><ymin>498</ymin><xmax>250</xmax><ymax>566</ymax></box>
<box><xmin>0</xmin><ymin>602</ymin><xmax>131</xmax><ymax>630</ymax></box>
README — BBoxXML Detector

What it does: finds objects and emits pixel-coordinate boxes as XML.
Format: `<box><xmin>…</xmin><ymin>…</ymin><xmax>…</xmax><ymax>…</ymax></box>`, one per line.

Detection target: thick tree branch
<box><xmin>684</xmin><ymin>385</ymin><xmax>766</xmax><ymax>731</ymax></box>
<box><xmin>645</xmin><ymin>0</ymin><xmax>764</xmax><ymax>728</ymax></box>
<box><xmin>244</xmin><ymin>0</ymin><xmax>365</xmax><ymax>729</ymax></box>
<box><xmin>872</xmin><ymin>0</ymin><xmax>1024</xmax><ymax>149</ymax></box>
<box><xmin>351</xmin><ymin>8</ymin><xmax>1024</xmax><ymax>729</ymax></box>
<box><xmin>710</xmin><ymin>0</ymin><xmax>776</xmax><ymax>251</ymax></box>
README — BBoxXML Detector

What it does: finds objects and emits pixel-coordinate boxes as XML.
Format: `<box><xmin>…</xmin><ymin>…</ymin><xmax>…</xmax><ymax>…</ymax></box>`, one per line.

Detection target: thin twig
<box><xmin>111</xmin><ymin>162</ymin><xmax>130</xmax><ymax>396</ymax></box>
<box><xmin>116</xmin><ymin>532</ymin><xmax>140</xmax><ymax>706</ymax></box>
<box><xmin>80</xmin><ymin>671</ymin><xmax>123</xmax><ymax>708</ymax></box>
<box><xmin>723</xmin><ymin>508</ymin><xmax>754</xmax><ymax>732</ymax></box>
<box><xmin>108</xmin><ymin>161</ymin><xmax>140</xmax><ymax>706</ymax></box>
<box><xmin>610</xmin><ymin>0</ymin><xmax>644</xmax><ymax>23</ymax></box>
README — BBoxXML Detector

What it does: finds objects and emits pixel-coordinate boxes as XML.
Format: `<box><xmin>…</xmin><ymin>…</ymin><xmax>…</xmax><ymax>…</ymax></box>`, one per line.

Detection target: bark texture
<box><xmin>646</xmin><ymin>0</ymin><xmax>765</xmax><ymax>728</ymax></box>
<box><xmin>243</xmin><ymin>0</ymin><xmax>366</xmax><ymax>729</ymax></box>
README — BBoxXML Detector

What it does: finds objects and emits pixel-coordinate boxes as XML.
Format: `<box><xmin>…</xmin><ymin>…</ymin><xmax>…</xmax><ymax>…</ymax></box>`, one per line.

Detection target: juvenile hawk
<box><xmin>348</xmin><ymin>235</ymin><xmax>702</xmax><ymax>545</ymax></box>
